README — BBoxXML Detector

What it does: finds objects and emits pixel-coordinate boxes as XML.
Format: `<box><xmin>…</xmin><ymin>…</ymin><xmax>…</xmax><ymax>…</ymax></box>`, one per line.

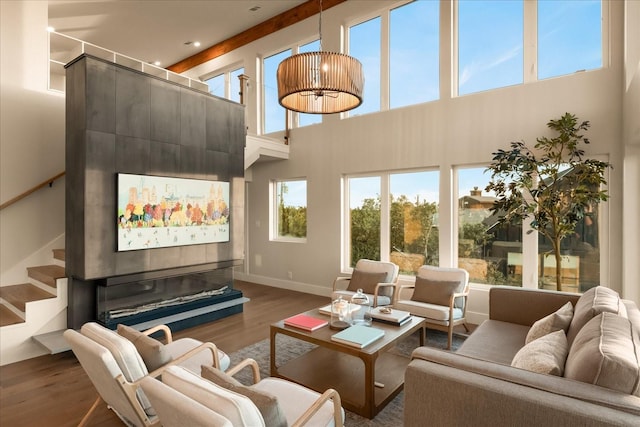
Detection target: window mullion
<box><xmin>380</xmin><ymin>174</ymin><xmax>391</xmax><ymax>262</ymax></box>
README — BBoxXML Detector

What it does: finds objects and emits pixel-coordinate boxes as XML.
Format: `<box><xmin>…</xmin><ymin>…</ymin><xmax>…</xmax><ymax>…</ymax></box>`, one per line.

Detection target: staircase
<box><xmin>0</xmin><ymin>249</ymin><xmax>68</xmax><ymax>366</ymax></box>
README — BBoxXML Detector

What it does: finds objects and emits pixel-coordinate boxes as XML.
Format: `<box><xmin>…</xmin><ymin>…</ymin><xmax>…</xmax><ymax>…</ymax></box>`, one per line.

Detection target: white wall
<box><xmin>0</xmin><ymin>1</ymin><xmax>66</xmax><ymax>283</ymax></box>
<box><xmin>622</xmin><ymin>0</ymin><xmax>640</xmax><ymax>303</ymax></box>
<box><xmin>186</xmin><ymin>0</ymin><xmax>637</xmax><ymax>317</ymax></box>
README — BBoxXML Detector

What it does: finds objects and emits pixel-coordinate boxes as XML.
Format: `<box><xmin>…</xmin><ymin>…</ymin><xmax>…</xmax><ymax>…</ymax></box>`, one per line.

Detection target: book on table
<box><xmin>284</xmin><ymin>314</ymin><xmax>328</xmax><ymax>332</ymax></box>
<box><xmin>330</xmin><ymin>325</ymin><xmax>385</xmax><ymax>348</ymax></box>
<box><xmin>370</xmin><ymin>307</ymin><xmax>412</xmax><ymax>326</ymax></box>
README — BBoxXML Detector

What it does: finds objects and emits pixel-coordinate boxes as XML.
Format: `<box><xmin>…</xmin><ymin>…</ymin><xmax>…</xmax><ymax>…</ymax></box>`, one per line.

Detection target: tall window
<box><xmin>273</xmin><ymin>179</ymin><xmax>307</xmax><ymax>240</ymax></box>
<box><xmin>390</xmin><ymin>0</ymin><xmax>439</xmax><ymax>108</ymax></box>
<box><xmin>389</xmin><ymin>171</ymin><xmax>439</xmax><ymax>274</ymax></box>
<box><xmin>538</xmin><ymin>0</ymin><xmax>602</xmax><ymax>80</ymax></box>
<box><xmin>346</xmin><ymin>170</ymin><xmax>439</xmax><ymax>274</ymax></box>
<box><xmin>458</xmin><ymin>0</ymin><xmax>524</xmax><ymax>95</ymax></box>
<box><xmin>204</xmin><ymin>66</ymin><xmax>244</xmax><ymax>101</ymax></box>
<box><xmin>457</xmin><ymin>167</ymin><xmax>522</xmax><ymax>286</ymax></box>
<box><xmin>206</xmin><ymin>73</ymin><xmax>225</xmax><ymax>97</ymax></box>
<box><xmin>349</xmin><ymin>17</ymin><xmax>381</xmax><ymax>116</ymax></box>
<box><xmin>263</xmin><ymin>49</ymin><xmax>291</xmax><ymax>134</ymax></box>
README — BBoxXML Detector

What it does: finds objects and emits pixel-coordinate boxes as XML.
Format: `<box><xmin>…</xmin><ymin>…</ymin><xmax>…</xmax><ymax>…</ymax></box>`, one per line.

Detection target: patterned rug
<box><xmin>228</xmin><ymin>328</ymin><xmax>465</xmax><ymax>426</ymax></box>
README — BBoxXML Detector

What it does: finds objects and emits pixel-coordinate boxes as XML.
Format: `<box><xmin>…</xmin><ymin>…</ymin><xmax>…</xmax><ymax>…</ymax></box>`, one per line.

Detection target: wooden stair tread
<box><xmin>0</xmin><ymin>304</ymin><xmax>24</xmax><ymax>327</ymax></box>
<box><xmin>0</xmin><ymin>283</ymin><xmax>55</xmax><ymax>312</ymax></box>
<box><xmin>52</xmin><ymin>248</ymin><xmax>65</xmax><ymax>262</ymax></box>
<box><xmin>27</xmin><ymin>265</ymin><xmax>65</xmax><ymax>288</ymax></box>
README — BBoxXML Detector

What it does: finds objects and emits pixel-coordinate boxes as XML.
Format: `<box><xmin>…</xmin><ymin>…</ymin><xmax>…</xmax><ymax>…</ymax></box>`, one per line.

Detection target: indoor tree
<box><xmin>485</xmin><ymin>113</ymin><xmax>611</xmax><ymax>291</ymax></box>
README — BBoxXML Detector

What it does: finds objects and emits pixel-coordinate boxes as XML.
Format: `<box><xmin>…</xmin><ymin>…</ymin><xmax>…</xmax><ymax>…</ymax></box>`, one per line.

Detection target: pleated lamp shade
<box><xmin>277</xmin><ymin>51</ymin><xmax>364</xmax><ymax>114</ymax></box>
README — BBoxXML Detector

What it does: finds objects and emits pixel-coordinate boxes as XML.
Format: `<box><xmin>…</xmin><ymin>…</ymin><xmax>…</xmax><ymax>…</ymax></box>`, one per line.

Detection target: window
<box><xmin>390</xmin><ymin>0</ymin><xmax>439</xmax><ymax>107</ymax></box>
<box><xmin>206</xmin><ymin>73</ymin><xmax>225</xmax><ymax>97</ymax></box>
<box><xmin>229</xmin><ymin>67</ymin><xmax>245</xmax><ymax>103</ymax></box>
<box><xmin>272</xmin><ymin>179</ymin><xmax>307</xmax><ymax>240</ymax></box>
<box><xmin>538</xmin><ymin>0</ymin><xmax>602</xmax><ymax>80</ymax></box>
<box><xmin>458</xmin><ymin>0</ymin><xmax>524</xmax><ymax>95</ymax></box>
<box><xmin>457</xmin><ymin>167</ymin><xmax>522</xmax><ymax>286</ymax></box>
<box><xmin>349</xmin><ymin>17</ymin><xmax>381</xmax><ymax>115</ymax></box>
<box><xmin>263</xmin><ymin>49</ymin><xmax>291</xmax><ymax>134</ymax></box>
<box><xmin>389</xmin><ymin>171</ymin><xmax>439</xmax><ymax>274</ymax></box>
<box><xmin>204</xmin><ymin>66</ymin><xmax>245</xmax><ymax>101</ymax></box>
<box><xmin>346</xmin><ymin>170</ymin><xmax>439</xmax><ymax>274</ymax></box>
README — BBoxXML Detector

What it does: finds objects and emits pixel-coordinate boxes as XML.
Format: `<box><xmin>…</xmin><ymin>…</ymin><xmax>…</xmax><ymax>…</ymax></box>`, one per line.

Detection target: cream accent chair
<box><xmin>394</xmin><ymin>265</ymin><xmax>470</xmax><ymax>349</ymax></box>
<box><xmin>64</xmin><ymin>322</ymin><xmax>230</xmax><ymax>426</ymax></box>
<box><xmin>141</xmin><ymin>361</ymin><xmax>345</xmax><ymax>427</ymax></box>
<box><xmin>332</xmin><ymin>259</ymin><xmax>399</xmax><ymax>307</ymax></box>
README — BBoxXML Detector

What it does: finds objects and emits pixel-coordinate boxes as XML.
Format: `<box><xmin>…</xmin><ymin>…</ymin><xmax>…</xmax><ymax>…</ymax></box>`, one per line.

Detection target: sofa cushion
<box><xmin>566</xmin><ymin>286</ymin><xmax>627</xmax><ymax>346</ymax></box>
<box><xmin>411</xmin><ymin>277</ymin><xmax>461</xmax><ymax>307</ymax></box>
<box><xmin>456</xmin><ymin>320</ymin><xmax>529</xmax><ymax>365</ymax></box>
<box><xmin>565</xmin><ymin>312</ymin><xmax>640</xmax><ymax>396</ymax></box>
<box><xmin>526</xmin><ymin>301</ymin><xmax>573</xmax><ymax>344</ymax></box>
<box><xmin>117</xmin><ymin>324</ymin><xmax>173</xmax><ymax>372</ymax></box>
<box><xmin>511</xmin><ymin>330</ymin><xmax>569</xmax><ymax>376</ymax></box>
<box><xmin>346</xmin><ymin>269</ymin><xmax>388</xmax><ymax>294</ymax></box>
<box><xmin>201</xmin><ymin>365</ymin><xmax>287</xmax><ymax>427</ymax></box>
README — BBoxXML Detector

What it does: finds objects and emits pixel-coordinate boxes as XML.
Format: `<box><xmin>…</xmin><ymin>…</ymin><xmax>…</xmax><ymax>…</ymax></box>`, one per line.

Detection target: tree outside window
<box><xmin>274</xmin><ymin>180</ymin><xmax>307</xmax><ymax>240</ymax></box>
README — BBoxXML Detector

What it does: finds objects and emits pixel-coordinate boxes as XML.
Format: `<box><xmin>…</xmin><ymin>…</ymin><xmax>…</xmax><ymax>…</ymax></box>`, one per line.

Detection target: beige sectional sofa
<box><xmin>404</xmin><ymin>286</ymin><xmax>640</xmax><ymax>426</ymax></box>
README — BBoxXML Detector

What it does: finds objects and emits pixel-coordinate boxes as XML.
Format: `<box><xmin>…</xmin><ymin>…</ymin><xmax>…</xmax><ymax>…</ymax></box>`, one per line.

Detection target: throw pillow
<box><xmin>525</xmin><ymin>301</ymin><xmax>574</xmax><ymax>344</ymax></box>
<box><xmin>511</xmin><ymin>330</ymin><xmax>569</xmax><ymax>376</ymax></box>
<box><xmin>346</xmin><ymin>269</ymin><xmax>388</xmax><ymax>295</ymax></box>
<box><xmin>411</xmin><ymin>277</ymin><xmax>461</xmax><ymax>307</ymax></box>
<box><xmin>564</xmin><ymin>312</ymin><xmax>640</xmax><ymax>396</ymax></box>
<box><xmin>566</xmin><ymin>286</ymin><xmax>627</xmax><ymax>346</ymax></box>
<box><xmin>201</xmin><ymin>365</ymin><xmax>288</xmax><ymax>427</ymax></box>
<box><xmin>117</xmin><ymin>324</ymin><xmax>173</xmax><ymax>372</ymax></box>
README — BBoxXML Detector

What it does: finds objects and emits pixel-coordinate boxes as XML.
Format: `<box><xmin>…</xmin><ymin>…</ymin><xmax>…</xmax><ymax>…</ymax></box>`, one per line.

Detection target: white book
<box><xmin>370</xmin><ymin>307</ymin><xmax>411</xmax><ymax>325</ymax></box>
<box><xmin>330</xmin><ymin>325</ymin><xmax>385</xmax><ymax>348</ymax></box>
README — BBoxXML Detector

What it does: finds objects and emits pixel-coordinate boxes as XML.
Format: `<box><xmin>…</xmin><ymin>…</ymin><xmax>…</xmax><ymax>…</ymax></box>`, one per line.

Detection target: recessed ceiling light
<box><xmin>153</xmin><ymin>61</ymin><xmax>161</xmax><ymax>66</ymax></box>
<box><xmin>194</xmin><ymin>41</ymin><xmax>201</xmax><ymax>47</ymax></box>
<box><xmin>47</xmin><ymin>26</ymin><xmax>55</xmax><ymax>32</ymax></box>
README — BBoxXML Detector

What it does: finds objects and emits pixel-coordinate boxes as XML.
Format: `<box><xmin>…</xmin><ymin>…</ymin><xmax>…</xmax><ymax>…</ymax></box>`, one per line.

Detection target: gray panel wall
<box><xmin>65</xmin><ymin>55</ymin><xmax>245</xmax><ymax>326</ymax></box>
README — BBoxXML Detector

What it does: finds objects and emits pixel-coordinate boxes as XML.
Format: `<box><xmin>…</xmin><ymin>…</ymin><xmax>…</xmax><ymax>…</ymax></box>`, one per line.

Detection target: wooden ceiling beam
<box><xmin>167</xmin><ymin>0</ymin><xmax>347</xmax><ymax>74</ymax></box>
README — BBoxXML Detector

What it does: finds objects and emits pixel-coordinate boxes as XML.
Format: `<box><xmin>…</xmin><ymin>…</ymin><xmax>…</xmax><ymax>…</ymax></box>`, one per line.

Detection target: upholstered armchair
<box><xmin>141</xmin><ymin>361</ymin><xmax>345</xmax><ymax>427</ymax></box>
<box><xmin>394</xmin><ymin>265</ymin><xmax>470</xmax><ymax>349</ymax></box>
<box><xmin>64</xmin><ymin>322</ymin><xmax>230</xmax><ymax>426</ymax></box>
<box><xmin>332</xmin><ymin>259</ymin><xmax>400</xmax><ymax>307</ymax></box>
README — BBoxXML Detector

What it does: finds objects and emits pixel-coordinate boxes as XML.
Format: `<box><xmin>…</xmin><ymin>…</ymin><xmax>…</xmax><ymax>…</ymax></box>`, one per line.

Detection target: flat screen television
<box><xmin>117</xmin><ymin>173</ymin><xmax>230</xmax><ymax>252</ymax></box>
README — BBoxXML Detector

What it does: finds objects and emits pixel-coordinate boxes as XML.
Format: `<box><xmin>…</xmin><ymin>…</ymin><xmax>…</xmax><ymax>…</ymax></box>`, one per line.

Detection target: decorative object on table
<box><xmin>370</xmin><ymin>307</ymin><xmax>411</xmax><ymax>326</ymax></box>
<box><xmin>318</xmin><ymin>302</ymin><xmax>360</xmax><ymax>317</ymax></box>
<box><xmin>331</xmin><ymin>324</ymin><xmax>385</xmax><ymax>349</ymax></box>
<box><xmin>485</xmin><ymin>112</ymin><xmax>612</xmax><ymax>292</ymax></box>
<box><xmin>330</xmin><ymin>296</ymin><xmax>353</xmax><ymax>330</ymax></box>
<box><xmin>350</xmin><ymin>289</ymin><xmax>372</xmax><ymax>326</ymax></box>
<box><xmin>283</xmin><ymin>313</ymin><xmax>328</xmax><ymax>332</ymax></box>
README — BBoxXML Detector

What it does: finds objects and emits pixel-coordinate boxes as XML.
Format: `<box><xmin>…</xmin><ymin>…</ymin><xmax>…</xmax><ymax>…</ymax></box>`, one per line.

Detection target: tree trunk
<box><xmin>554</xmin><ymin>237</ymin><xmax>563</xmax><ymax>292</ymax></box>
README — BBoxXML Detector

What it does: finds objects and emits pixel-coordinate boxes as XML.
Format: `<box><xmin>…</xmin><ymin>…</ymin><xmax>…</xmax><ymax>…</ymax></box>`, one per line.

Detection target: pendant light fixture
<box><xmin>276</xmin><ymin>0</ymin><xmax>364</xmax><ymax>114</ymax></box>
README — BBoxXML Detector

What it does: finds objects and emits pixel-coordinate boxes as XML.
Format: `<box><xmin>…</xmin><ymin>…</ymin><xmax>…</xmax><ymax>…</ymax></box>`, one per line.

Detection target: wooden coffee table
<box><xmin>270</xmin><ymin>308</ymin><xmax>425</xmax><ymax>419</ymax></box>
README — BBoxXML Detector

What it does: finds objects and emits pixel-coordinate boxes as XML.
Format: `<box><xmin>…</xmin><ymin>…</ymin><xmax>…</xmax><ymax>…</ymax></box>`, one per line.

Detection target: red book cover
<box><xmin>284</xmin><ymin>314</ymin><xmax>328</xmax><ymax>332</ymax></box>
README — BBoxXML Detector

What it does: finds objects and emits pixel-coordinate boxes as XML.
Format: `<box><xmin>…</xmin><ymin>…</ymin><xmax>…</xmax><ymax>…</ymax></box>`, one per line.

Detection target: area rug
<box><xmin>228</xmin><ymin>329</ymin><xmax>465</xmax><ymax>426</ymax></box>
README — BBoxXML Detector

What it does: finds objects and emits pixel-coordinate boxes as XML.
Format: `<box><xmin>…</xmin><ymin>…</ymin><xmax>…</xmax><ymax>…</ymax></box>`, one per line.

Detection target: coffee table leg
<box><xmin>270</xmin><ymin>326</ymin><xmax>277</xmax><ymax>376</ymax></box>
<box><xmin>363</xmin><ymin>353</ymin><xmax>377</xmax><ymax>418</ymax></box>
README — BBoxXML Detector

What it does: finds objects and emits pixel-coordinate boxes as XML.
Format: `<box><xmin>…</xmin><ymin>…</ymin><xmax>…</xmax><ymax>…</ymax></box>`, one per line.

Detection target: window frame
<box><xmin>270</xmin><ymin>178</ymin><xmax>308</xmax><ymax>243</ymax></box>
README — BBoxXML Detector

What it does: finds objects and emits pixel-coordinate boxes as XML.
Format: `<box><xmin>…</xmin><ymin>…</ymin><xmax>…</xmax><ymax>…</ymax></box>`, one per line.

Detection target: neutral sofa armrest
<box><xmin>292</xmin><ymin>388</ymin><xmax>343</xmax><ymax>427</ymax></box>
<box><xmin>489</xmin><ymin>286</ymin><xmax>580</xmax><ymax>326</ymax></box>
<box><xmin>142</xmin><ymin>324</ymin><xmax>173</xmax><ymax>343</ymax></box>
<box><xmin>226</xmin><ymin>357</ymin><xmax>261</xmax><ymax>383</ymax></box>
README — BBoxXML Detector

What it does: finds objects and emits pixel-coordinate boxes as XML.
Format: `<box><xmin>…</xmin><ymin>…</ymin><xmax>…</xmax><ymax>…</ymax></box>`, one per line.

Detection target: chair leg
<box><xmin>78</xmin><ymin>396</ymin><xmax>102</xmax><ymax>427</ymax></box>
<box><xmin>447</xmin><ymin>326</ymin><xmax>453</xmax><ymax>350</ymax></box>
<box><xmin>463</xmin><ymin>322</ymin><xmax>470</xmax><ymax>333</ymax></box>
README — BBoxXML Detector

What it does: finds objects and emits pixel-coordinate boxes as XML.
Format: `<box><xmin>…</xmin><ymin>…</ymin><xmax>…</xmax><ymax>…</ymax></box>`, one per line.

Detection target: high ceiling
<box><xmin>47</xmin><ymin>0</ymin><xmax>306</xmax><ymax>68</ymax></box>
